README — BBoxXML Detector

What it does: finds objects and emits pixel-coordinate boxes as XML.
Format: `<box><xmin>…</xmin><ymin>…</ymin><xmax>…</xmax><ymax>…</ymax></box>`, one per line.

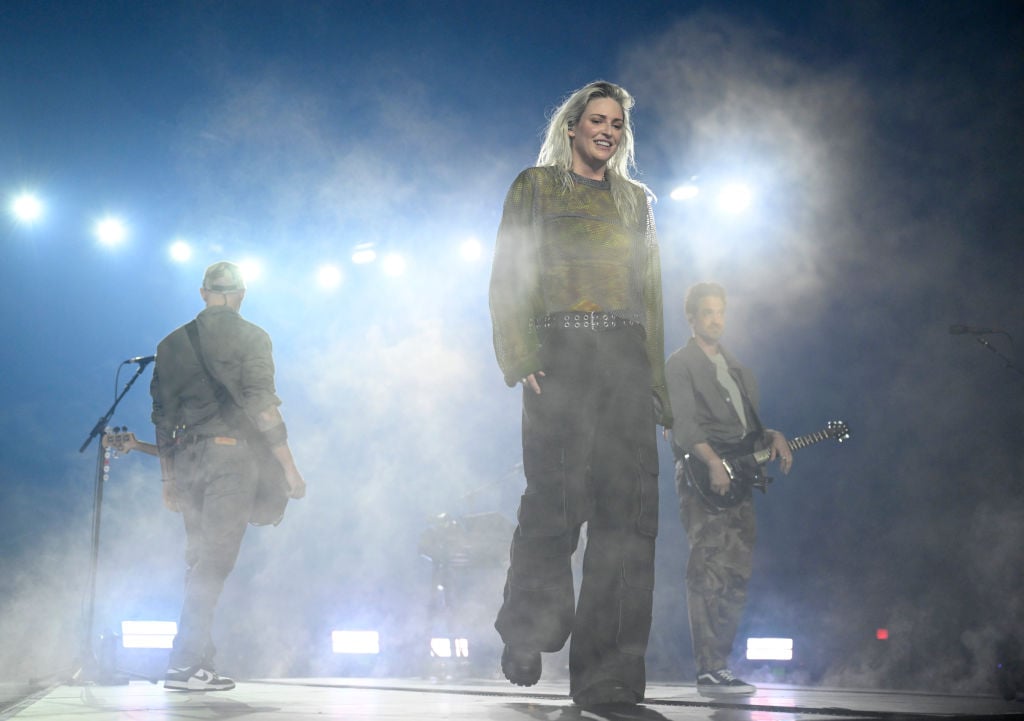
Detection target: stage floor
<box><xmin>2</xmin><ymin>677</ymin><xmax>1019</xmax><ymax>721</ymax></box>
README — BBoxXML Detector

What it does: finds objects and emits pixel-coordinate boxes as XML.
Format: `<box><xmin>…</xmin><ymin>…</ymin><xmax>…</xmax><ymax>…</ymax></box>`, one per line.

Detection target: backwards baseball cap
<box><xmin>202</xmin><ymin>261</ymin><xmax>246</xmax><ymax>293</ymax></box>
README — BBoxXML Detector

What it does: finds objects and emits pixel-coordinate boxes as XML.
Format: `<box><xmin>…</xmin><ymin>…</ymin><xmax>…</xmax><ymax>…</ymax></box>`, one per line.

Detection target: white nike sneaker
<box><xmin>164</xmin><ymin>665</ymin><xmax>235</xmax><ymax>691</ymax></box>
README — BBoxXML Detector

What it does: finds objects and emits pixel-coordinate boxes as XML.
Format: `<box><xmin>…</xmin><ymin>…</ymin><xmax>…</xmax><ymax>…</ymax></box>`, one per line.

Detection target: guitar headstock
<box><xmin>102</xmin><ymin>426</ymin><xmax>138</xmax><ymax>454</ymax></box>
<box><xmin>826</xmin><ymin>420</ymin><xmax>851</xmax><ymax>443</ymax></box>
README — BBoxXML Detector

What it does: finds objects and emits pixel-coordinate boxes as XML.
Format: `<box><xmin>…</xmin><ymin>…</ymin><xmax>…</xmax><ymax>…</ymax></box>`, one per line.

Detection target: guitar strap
<box><xmin>184</xmin><ymin>320</ymin><xmax>289</xmax><ymax>527</ymax></box>
<box><xmin>184</xmin><ymin>320</ymin><xmax>258</xmax><ymax>439</ymax></box>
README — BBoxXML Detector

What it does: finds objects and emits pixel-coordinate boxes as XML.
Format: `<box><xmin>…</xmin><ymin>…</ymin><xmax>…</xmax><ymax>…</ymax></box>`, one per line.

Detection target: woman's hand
<box><xmin>522</xmin><ymin>371</ymin><xmax>545</xmax><ymax>395</ymax></box>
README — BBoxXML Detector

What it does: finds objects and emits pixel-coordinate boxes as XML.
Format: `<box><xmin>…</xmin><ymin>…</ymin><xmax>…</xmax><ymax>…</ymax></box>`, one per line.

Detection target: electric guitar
<box><xmin>102</xmin><ymin>427</ymin><xmax>290</xmax><ymax>527</ymax></box>
<box><xmin>682</xmin><ymin>420</ymin><xmax>851</xmax><ymax>511</ymax></box>
<box><xmin>101</xmin><ymin>427</ymin><xmax>159</xmax><ymax>457</ymax></box>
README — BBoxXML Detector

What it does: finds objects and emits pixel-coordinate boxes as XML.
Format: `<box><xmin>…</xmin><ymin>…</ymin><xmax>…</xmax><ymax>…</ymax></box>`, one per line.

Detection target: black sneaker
<box><xmin>696</xmin><ymin>668</ymin><xmax>755</xmax><ymax>696</ymax></box>
<box><xmin>501</xmin><ymin>644</ymin><xmax>541</xmax><ymax>686</ymax></box>
<box><xmin>164</xmin><ymin>665</ymin><xmax>236</xmax><ymax>691</ymax></box>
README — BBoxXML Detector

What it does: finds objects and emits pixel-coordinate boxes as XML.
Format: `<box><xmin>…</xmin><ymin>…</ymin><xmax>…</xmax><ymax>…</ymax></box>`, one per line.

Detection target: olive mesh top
<box><xmin>489</xmin><ymin>166</ymin><xmax>673</xmax><ymax>427</ymax></box>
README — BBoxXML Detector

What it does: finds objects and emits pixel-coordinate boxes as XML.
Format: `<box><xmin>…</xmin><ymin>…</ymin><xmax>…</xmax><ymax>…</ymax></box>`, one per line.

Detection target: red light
<box><xmin>876</xmin><ymin>628</ymin><xmax>889</xmax><ymax>640</ymax></box>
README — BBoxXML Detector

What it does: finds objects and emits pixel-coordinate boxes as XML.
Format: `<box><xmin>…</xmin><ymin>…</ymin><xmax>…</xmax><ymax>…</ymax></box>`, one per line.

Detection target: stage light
<box><xmin>716</xmin><ymin>182</ymin><xmax>753</xmax><ymax>214</ymax></box>
<box><xmin>381</xmin><ymin>252</ymin><xmax>406</xmax><ymax>277</ymax></box>
<box><xmin>670</xmin><ymin>183</ymin><xmax>700</xmax><ymax>201</ymax></box>
<box><xmin>317</xmin><ymin>264</ymin><xmax>343</xmax><ymax>290</ymax></box>
<box><xmin>94</xmin><ymin>216</ymin><xmax>128</xmax><ymax>246</ymax></box>
<box><xmin>459</xmin><ymin>237</ymin><xmax>483</xmax><ymax>261</ymax></box>
<box><xmin>876</xmin><ymin>628</ymin><xmax>889</xmax><ymax>640</ymax></box>
<box><xmin>10</xmin><ymin>192</ymin><xmax>44</xmax><ymax>224</ymax></box>
<box><xmin>429</xmin><ymin>637</ymin><xmax>469</xmax><ymax>659</ymax></box>
<box><xmin>332</xmin><ymin>630</ymin><xmax>380</xmax><ymax>654</ymax></box>
<box><xmin>352</xmin><ymin>243</ymin><xmax>376</xmax><ymax>265</ymax></box>
<box><xmin>169</xmin><ymin>239</ymin><xmax>192</xmax><ymax>262</ymax></box>
<box><xmin>121</xmin><ymin>620</ymin><xmax>177</xmax><ymax>649</ymax></box>
<box><xmin>746</xmin><ymin>637</ymin><xmax>793</xmax><ymax>661</ymax></box>
<box><xmin>237</xmin><ymin>258</ymin><xmax>262</xmax><ymax>285</ymax></box>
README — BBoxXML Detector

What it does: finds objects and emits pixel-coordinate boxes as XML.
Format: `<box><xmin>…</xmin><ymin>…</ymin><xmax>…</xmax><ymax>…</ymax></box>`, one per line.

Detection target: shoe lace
<box><xmin>717</xmin><ymin>669</ymin><xmax>739</xmax><ymax>681</ymax></box>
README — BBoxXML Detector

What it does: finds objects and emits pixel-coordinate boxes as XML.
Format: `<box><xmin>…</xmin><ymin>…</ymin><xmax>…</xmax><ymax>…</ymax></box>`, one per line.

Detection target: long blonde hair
<box><xmin>536</xmin><ymin>80</ymin><xmax>650</xmax><ymax>225</ymax></box>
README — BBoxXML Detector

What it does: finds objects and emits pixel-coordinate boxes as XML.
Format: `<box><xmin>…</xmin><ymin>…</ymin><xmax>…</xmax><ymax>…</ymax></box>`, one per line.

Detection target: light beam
<box><xmin>10</xmin><ymin>192</ymin><xmax>44</xmax><ymax>224</ymax></box>
<box><xmin>169</xmin><ymin>239</ymin><xmax>192</xmax><ymax>262</ymax></box>
<box><xmin>716</xmin><ymin>183</ymin><xmax>754</xmax><ymax>215</ymax></box>
<box><xmin>94</xmin><ymin>216</ymin><xmax>128</xmax><ymax>246</ymax></box>
<box><xmin>460</xmin><ymin>237</ymin><xmax>483</xmax><ymax>261</ymax></box>
<box><xmin>381</xmin><ymin>252</ymin><xmax>406</xmax><ymax>277</ymax></box>
<box><xmin>317</xmin><ymin>263</ymin><xmax>344</xmax><ymax>289</ymax></box>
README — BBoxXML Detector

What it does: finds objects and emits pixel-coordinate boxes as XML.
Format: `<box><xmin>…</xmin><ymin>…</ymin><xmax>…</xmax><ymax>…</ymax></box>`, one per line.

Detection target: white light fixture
<box><xmin>169</xmin><ymin>239</ymin><xmax>192</xmax><ymax>262</ymax></box>
<box><xmin>94</xmin><ymin>216</ymin><xmax>128</xmax><ymax>246</ymax></box>
<box><xmin>459</xmin><ymin>237</ymin><xmax>482</xmax><ymax>261</ymax></box>
<box><xmin>670</xmin><ymin>184</ymin><xmax>700</xmax><ymax>201</ymax></box>
<box><xmin>332</xmin><ymin>630</ymin><xmax>380</xmax><ymax>654</ymax></box>
<box><xmin>746</xmin><ymin>636</ymin><xmax>793</xmax><ymax>661</ymax></box>
<box><xmin>352</xmin><ymin>243</ymin><xmax>377</xmax><ymax>265</ymax></box>
<box><xmin>381</xmin><ymin>252</ymin><xmax>406</xmax><ymax>277</ymax></box>
<box><xmin>121</xmin><ymin>620</ymin><xmax>177</xmax><ymax>649</ymax></box>
<box><xmin>716</xmin><ymin>183</ymin><xmax>753</xmax><ymax>214</ymax></box>
<box><xmin>317</xmin><ymin>264</ymin><xmax>343</xmax><ymax>290</ymax></box>
<box><xmin>236</xmin><ymin>259</ymin><xmax>261</xmax><ymax>285</ymax></box>
<box><xmin>430</xmin><ymin>637</ymin><xmax>469</xmax><ymax>659</ymax></box>
<box><xmin>10</xmin><ymin>192</ymin><xmax>44</xmax><ymax>224</ymax></box>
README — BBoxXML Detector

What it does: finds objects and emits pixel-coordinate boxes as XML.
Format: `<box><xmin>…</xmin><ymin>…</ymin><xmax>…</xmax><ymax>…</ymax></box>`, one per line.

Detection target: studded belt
<box><xmin>534</xmin><ymin>311</ymin><xmax>641</xmax><ymax>331</ymax></box>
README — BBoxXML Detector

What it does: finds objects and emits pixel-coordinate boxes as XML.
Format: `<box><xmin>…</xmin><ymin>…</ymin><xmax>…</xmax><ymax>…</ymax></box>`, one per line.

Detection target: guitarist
<box><xmin>150</xmin><ymin>261</ymin><xmax>306</xmax><ymax>692</ymax></box>
<box><xmin>665</xmin><ymin>282</ymin><xmax>792</xmax><ymax>697</ymax></box>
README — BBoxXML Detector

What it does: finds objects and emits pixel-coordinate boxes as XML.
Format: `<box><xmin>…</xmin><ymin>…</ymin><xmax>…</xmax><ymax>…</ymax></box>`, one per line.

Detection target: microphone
<box><xmin>949</xmin><ymin>324</ymin><xmax>998</xmax><ymax>335</ymax></box>
<box><xmin>124</xmin><ymin>354</ymin><xmax>156</xmax><ymax>365</ymax></box>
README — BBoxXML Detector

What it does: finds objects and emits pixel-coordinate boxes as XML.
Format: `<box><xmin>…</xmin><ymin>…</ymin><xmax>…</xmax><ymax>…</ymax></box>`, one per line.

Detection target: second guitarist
<box><xmin>665</xmin><ymin>282</ymin><xmax>793</xmax><ymax>697</ymax></box>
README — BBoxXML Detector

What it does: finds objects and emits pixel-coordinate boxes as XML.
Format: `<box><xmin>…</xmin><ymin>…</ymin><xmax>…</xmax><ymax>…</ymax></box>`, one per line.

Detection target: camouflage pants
<box><xmin>676</xmin><ymin>461</ymin><xmax>756</xmax><ymax>674</ymax></box>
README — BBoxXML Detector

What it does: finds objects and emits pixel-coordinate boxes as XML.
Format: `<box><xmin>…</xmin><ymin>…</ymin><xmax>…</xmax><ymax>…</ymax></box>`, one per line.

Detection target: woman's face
<box><xmin>569</xmin><ymin>96</ymin><xmax>624</xmax><ymax>178</ymax></box>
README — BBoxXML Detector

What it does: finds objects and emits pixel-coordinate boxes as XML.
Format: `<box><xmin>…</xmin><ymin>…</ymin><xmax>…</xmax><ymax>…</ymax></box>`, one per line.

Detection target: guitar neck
<box><xmin>750</xmin><ymin>429</ymin><xmax>833</xmax><ymax>465</ymax></box>
<box><xmin>132</xmin><ymin>440</ymin><xmax>161</xmax><ymax>457</ymax></box>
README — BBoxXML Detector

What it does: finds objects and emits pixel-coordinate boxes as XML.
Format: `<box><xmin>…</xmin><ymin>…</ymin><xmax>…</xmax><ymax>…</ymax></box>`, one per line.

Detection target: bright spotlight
<box><xmin>11</xmin><ymin>192</ymin><xmax>44</xmax><ymax>224</ymax></box>
<box><xmin>460</xmin><ymin>237</ymin><xmax>483</xmax><ymax>261</ymax></box>
<box><xmin>381</xmin><ymin>252</ymin><xmax>406</xmax><ymax>277</ymax></box>
<box><xmin>332</xmin><ymin>630</ymin><xmax>380</xmax><ymax>655</ymax></box>
<box><xmin>237</xmin><ymin>259</ymin><xmax>261</xmax><ymax>285</ymax></box>
<box><xmin>169</xmin><ymin>239</ymin><xmax>192</xmax><ymax>262</ymax></box>
<box><xmin>670</xmin><ymin>183</ymin><xmax>700</xmax><ymax>201</ymax></box>
<box><xmin>430</xmin><ymin>637</ymin><xmax>470</xmax><ymax>659</ymax></box>
<box><xmin>121</xmin><ymin>620</ymin><xmax>177</xmax><ymax>649</ymax></box>
<box><xmin>352</xmin><ymin>243</ymin><xmax>377</xmax><ymax>265</ymax></box>
<box><xmin>94</xmin><ymin>216</ymin><xmax>128</xmax><ymax>246</ymax></box>
<box><xmin>716</xmin><ymin>183</ymin><xmax>753</xmax><ymax>214</ymax></box>
<box><xmin>317</xmin><ymin>263</ymin><xmax>343</xmax><ymax>289</ymax></box>
<box><xmin>746</xmin><ymin>637</ymin><xmax>793</xmax><ymax>661</ymax></box>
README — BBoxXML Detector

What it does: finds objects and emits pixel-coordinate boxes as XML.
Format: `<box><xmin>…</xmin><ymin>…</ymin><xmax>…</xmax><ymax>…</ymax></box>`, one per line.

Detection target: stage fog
<box><xmin>1</xmin><ymin>6</ymin><xmax>1021</xmax><ymax>697</ymax></box>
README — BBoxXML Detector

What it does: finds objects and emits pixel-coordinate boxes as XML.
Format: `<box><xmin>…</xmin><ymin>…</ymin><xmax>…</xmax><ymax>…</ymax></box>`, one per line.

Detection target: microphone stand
<box><xmin>71</xmin><ymin>359</ymin><xmax>158</xmax><ymax>685</ymax></box>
